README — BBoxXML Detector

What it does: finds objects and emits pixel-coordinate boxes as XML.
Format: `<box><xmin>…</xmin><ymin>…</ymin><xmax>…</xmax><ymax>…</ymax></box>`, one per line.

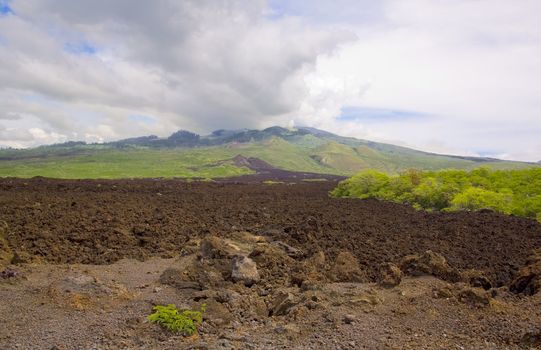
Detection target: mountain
<box><xmin>0</xmin><ymin>126</ymin><xmax>537</xmax><ymax>179</ymax></box>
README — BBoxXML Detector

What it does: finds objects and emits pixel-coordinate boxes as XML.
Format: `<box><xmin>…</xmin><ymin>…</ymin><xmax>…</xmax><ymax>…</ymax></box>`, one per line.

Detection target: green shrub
<box><xmin>148</xmin><ymin>304</ymin><xmax>206</xmax><ymax>335</ymax></box>
<box><xmin>450</xmin><ymin>187</ymin><xmax>513</xmax><ymax>214</ymax></box>
<box><xmin>331</xmin><ymin>167</ymin><xmax>541</xmax><ymax>221</ymax></box>
<box><xmin>331</xmin><ymin>169</ymin><xmax>390</xmax><ymax>199</ymax></box>
<box><xmin>411</xmin><ymin>177</ymin><xmax>458</xmax><ymax>210</ymax></box>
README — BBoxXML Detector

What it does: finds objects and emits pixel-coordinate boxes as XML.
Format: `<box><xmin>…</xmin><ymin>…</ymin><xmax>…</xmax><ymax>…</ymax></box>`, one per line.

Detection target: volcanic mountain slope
<box><xmin>0</xmin><ymin>126</ymin><xmax>537</xmax><ymax>179</ymax></box>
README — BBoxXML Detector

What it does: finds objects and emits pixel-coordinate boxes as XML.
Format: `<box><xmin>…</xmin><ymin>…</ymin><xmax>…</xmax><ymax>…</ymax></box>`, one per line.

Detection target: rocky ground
<box><xmin>1</xmin><ymin>178</ymin><xmax>540</xmax><ymax>349</ymax></box>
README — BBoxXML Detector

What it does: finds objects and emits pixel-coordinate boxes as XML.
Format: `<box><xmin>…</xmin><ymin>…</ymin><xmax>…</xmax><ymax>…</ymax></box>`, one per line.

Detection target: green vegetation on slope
<box><xmin>310</xmin><ymin>142</ymin><xmax>370</xmax><ymax>172</ymax></box>
<box><xmin>331</xmin><ymin>168</ymin><xmax>541</xmax><ymax>221</ymax></box>
<box><xmin>0</xmin><ymin>148</ymin><xmax>254</xmax><ymax>179</ymax></box>
<box><xmin>227</xmin><ymin>137</ymin><xmax>333</xmax><ymax>173</ymax></box>
<box><xmin>0</xmin><ymin>127</ymin><xmax>537</xmax><ymax>179</ymax></box>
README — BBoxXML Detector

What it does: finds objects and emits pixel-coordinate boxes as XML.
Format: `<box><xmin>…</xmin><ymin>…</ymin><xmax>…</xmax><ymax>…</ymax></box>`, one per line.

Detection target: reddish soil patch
<box><xmin>1</xmin><ymin>177</ymin><xmax>540</xmax><ymax>287</ymax></box>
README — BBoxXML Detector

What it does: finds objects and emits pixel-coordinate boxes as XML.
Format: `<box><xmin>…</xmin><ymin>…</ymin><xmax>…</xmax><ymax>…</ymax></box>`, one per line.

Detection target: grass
<box><xmin>0</xmin><ymin>138</ymin><xmax>338</xmax><ymax>179</ymax></box>
<box><xmin>0</xmin><ymin>148</ymin><xmax>253</xmax><ymax>179</ymax></box>
<box><xmin>0</xmin><ymin>136</ymin><xmax>537</xmax><ymax>179</ymax></box>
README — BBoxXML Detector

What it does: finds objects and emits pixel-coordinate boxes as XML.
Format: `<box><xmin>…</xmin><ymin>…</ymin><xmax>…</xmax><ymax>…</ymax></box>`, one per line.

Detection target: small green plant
<box><xmin>148</xmin><ymin>304</ymin><xmax>206</xmax><ymax>336</ymax></box>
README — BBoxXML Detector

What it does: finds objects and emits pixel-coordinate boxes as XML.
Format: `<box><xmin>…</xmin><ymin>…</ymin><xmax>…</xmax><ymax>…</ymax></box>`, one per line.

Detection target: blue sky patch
<box><xmin>64</xmin><ymin>41</ymin><xmax>97</xmax><ymax>55</ymax></box>
<box><xmin>266</xmin><ymin>0</ymin><xmax>383</xmax><ymax>24</ymax></box>
<box><xmin>0</xmin><ymin>0</ymin><xmax>13</xmax><ymax>16</ymax></box>
<box><xmin>129</xmin><ymin>115</ymin><xmax>155</xmax><ymax>125</ymax></box>
<box><xmin>337</xmin><ymin>107</ymin><xmax>428</xmax><ymax>123</ymax></box>
<box><xmin>475</xmin><ymin>150</ymin><xmax>501</xmax><ymax>158</ymax></box>
<box><xmin>22</xmin><ymin>93</ymin><xmax>60</xmax><ymax>107</ymax></box>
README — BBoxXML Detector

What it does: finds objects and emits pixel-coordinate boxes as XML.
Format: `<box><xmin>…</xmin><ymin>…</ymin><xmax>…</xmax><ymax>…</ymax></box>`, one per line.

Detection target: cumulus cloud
<box><xmin>293</xmin><ymin>0</ymin><xmax>541</xmax><ymax>161</ymax></box>
<box><xmin>0</xmin><ymin>0</ymin><xmax>540</xmax><ymax>161</ymax></box>
<box><xmin>0</xmin><ymin>0</ymin><xmax>353</xmax><ymax>147</ymax></box>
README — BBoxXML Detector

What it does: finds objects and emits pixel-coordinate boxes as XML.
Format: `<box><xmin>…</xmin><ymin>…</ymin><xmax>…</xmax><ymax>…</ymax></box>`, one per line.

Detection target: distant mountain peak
<box><xmin>1</xmin><ymin>126</ymin><xmax>536</xmax><ymax>176</ymax></box>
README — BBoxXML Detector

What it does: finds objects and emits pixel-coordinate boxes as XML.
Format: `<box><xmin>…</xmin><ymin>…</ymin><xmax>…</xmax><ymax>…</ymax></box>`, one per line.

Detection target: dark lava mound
<box><xmin>1</xmin><ymin>178</ymin><xmax>540</xmax><ymax>287</ymax></box>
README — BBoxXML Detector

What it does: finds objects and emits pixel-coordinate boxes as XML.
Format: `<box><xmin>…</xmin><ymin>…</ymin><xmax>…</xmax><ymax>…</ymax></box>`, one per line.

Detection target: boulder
<box><xmin>227</xmin><ymin>292</ymin><xmax>268</xmax><ymax>320</ymax></box>
<box><xmin>270</xmin><ymin>289</ymin><xmax>298</xmax><ymax>316</ymax></box>
<box><xmin>249</xmin><ymin>244</ymin><xmax>296</xmax><ymax>285</ymax></box>
<box><xmin>231</xmin><ymin>255</ymin><xmax>260</xmax><ymax>286</ymax></box>
<box><xmin>330</xmin><ymin>251</ymin><xmax>367</xmax><ymax>282</ymax></box>
<box><xmin>162</xmin><ymin>256</ymin><xmax>225</xmax><ymax>290</ymax></box>
<box><xmin>378</xmin><ymin>262</ymin><xmax>402</xmax><ymax>288</ymax></box>
<box><xmin>433</xmin><ymin>284</ymin><xmax>454</xmax><ymax>299</ymax></box>
<box><xmin>461</xmin><ymin>270</ymin><xmax>492</xmax><ymax>290</ymax></box>
<box><xmin>457</xmin><ymin>286</ymin><xmax>491</xmax><ymax>307</ymax></box>
<box><xmin>291</xmin><ymin>251</ymin><xmax>327</xmax><ymax>290</ymax></box>
<box><xmin>201</xmin><ymin>298</ymin><xmax>233</xmax><ymax>326</ymax></box>
<box><xmin>200</xmin><ymin>236</ymin><xmax>234</xmax><ymax>259</ymax></box>
<box><xmin>509</xmin><ymin>249</ymin><xmax>541</xmax><ymax>295</ymax></box>
<box><xmin>400</xmin><ymin>250</ymin><xmax>461</xmax><ymax>282</ymax></box>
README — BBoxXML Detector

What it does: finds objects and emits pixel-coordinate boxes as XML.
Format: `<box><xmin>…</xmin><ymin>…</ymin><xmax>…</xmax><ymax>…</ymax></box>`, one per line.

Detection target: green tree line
<box><xmin>331</xmin><ymin>168</ymin><xmax>541</xmax><ymax>221</ymax></box>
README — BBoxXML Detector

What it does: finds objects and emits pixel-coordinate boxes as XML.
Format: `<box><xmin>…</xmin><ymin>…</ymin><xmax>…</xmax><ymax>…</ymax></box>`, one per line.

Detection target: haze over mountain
<box><xmin>0</xmin><ymin>126</ymin><xmax>536</xmax><ymax>179</ymax></box>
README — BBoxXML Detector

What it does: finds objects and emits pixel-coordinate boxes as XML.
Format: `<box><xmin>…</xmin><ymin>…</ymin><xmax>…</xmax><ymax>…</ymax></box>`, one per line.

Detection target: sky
<box><xmin>0</xmin><ymin>0</ymin><xmax>540</xmax><ymax>161</ymax></box>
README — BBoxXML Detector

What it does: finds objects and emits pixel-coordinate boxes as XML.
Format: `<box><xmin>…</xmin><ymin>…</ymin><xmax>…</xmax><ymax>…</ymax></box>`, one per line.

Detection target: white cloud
<box><xmin>0</xmin><ymin>1</ymin><xmax>352</xmax><ymax>135</ymax></box>
<box><xmin>294</xmin><ymin>0</ymin><xmax>541</xmax><ymax>161</ymax></box>
<box><xmin>0</xmin><ymin>0</ymin><xmax>539</xmax><ymax>161</ymax></box>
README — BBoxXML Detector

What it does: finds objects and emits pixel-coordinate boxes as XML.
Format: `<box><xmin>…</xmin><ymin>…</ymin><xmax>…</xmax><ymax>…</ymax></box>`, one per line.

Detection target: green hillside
<box><xmin>0</xmin><ymin>127</ymin><xmax>537</xmax><ymax>179</ymax></box>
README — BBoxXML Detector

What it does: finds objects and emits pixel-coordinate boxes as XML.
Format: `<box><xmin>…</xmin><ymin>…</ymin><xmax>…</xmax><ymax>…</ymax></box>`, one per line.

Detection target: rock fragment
<box><xmin>0</xmin><ymin>267</ymin><xmax>19</xmax><ymax>279</ymax></box>
<box><xmin>231</xmin><ymin>255</ymin><xmax>260</xmax><ymax>286</ymax></box>
<box><xmin>271</xmin><ymin>241</ymin><xmax>305</xmax><ymax>259</ymax></box>
<box><xmin>274</xmin><ymin>323</ymin><xmax>300</xmax><ymax>334</ymax></box>
<box><xmin>457</xmin><ymin>286</ymin><xmax>491</xmax><ymax>307</ymax></box>
<box><xmin>270</xmin><ymin>289</ymin><xmax>298</xmax><ymax>316</ymax></box>
<box><xmin>378</xmin><ymin>262</ymin><xmax>402</xmax><ymax>288</ymax></box>
<box><xmin>509</xmin><ymin>249</ymin><xmax>541</xmax><ymax>295</ymax></box>
<box><xmin>343</xmin><ymin>314</ymin><xmax>356</xmax><ymax>324</ymax></box>
<box><xmin>200</xmin><ymin>236</ymin><xmax>233</xmax><ymax>259</ymax></box>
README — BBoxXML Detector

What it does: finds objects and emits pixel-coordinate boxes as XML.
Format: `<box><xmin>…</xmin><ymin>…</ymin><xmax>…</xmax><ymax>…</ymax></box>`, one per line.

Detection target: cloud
<box><xmin>0</xmin><ymin>112</ymin><xmax>21</xmax><ymax>120</ymax></box>
<box><xmin>293</xmin><ymin>0</ymin><xmax>541</xmax><ymax>161</ymax></box>
<box><xmin>0</xmin><ymin>0</ymin><xmax>539</xmax><ymax>161</ymax></box>
<box><xmin>0</xmin><ymin>0</ymin><xmax>353</xmax><ymax>141</ymax></box>
<box><xmin>0</xmin><ymin>126</ymin><xmax>67</xmax><ymax>148</ymax></box>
